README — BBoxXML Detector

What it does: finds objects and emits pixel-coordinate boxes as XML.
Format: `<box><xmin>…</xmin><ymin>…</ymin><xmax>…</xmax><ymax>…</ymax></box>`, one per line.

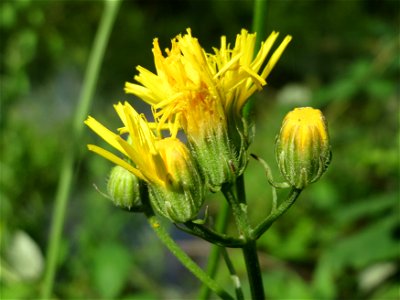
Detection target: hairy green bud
<box><xmin>107</xmin><ymin>165</ymin><xmax>141</xmax><ymax>208</ymax></box>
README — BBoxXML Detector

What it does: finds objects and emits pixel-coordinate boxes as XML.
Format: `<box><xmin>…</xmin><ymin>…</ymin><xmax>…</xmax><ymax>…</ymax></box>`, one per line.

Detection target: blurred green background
<box><xmin>1</xmin><ymin>0</ymin><xmax>399</xmax><ymax>299</ymax></box>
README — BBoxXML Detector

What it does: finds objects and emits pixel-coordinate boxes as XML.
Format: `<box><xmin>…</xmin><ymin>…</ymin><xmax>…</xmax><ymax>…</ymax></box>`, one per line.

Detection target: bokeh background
<box><xmin>1</xmin><ymin>0</ymin><xmax>399</xmax><ymax>299</ymax></box>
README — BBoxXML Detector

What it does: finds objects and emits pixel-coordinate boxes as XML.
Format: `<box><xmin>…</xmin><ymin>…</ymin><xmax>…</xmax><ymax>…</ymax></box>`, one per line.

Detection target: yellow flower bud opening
<box><xmin>85</xmin><ymin>101</ymin><xmax>204</xmax><ymax>222</ymax></box>
<box><xmin>276</xmin><ymin>107</ymin><xmax>331</xmax><ymax>189</ymax></box>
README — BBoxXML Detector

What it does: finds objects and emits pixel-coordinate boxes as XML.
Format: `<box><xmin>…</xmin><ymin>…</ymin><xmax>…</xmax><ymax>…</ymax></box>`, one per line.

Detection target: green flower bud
<box><xmin>275</xmin><ymin>107</ymin><xmax>331</xmax><ymax>189</ymax></box>
<box><xmin>148</xmin><ymin>138</ymin><xmax>204</xmax><ymax>223</ymax></box>
<box><xmin>107</xmin><ymin>165</ymin><xmax>141</xmax><ymax>209</ymax></box>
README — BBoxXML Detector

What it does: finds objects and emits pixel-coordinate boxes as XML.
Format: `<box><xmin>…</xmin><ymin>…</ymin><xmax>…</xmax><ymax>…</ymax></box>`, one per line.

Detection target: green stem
<box><xmin>198</xmin><ymin>200</ymin><xmax>231</xmax><ymax>300</ymax></box>
<box><xmin>223</xmin><ymin>180</ymin><xmax>265</xmax><ymax>300</ymax></box>
<box><xmin>183</xmin><ymin>221</ymin><xmax>244</xmax><ymax>248</ymax></box>
<box><xmin>253</xmin><ymin>188</ymin><xmax>302</xmax><ymax>240</ymax></box>
<box><xmin>252</xmin><ymin>0</ymin><xmax>268</xmax><ymax>47</ymax></box>
<box><xmin>40</xmin><ymin>1</ymin><xmax>121</xmax><ymax>298</ymax></box>
<box><xmin>145</xmin><ymin>215</ymin><xmax>233</xmax><ymax>300</ymax></box>
<box><xmin>235</xmin><ymin>176</ymin><xmax>265</xmax><ymax>300</ymax></box>
<box><xmin>242</xmin><ymin>241</ymin><xmax>264</xmax><ymax>299</ymax></box>
<box><xmin>140</xmin><ymin>187</ymin><xmax>233</xmax><ymax>300</ymax></box>
<box><xmin>222</xmin><ymin>185</ymin><xmax>250</xmax><ymax>240</ymax></box>
<box><xmin>243</xmin><ymin>0</ymin><xmax>268</xmax><ymax>120</ymax></box>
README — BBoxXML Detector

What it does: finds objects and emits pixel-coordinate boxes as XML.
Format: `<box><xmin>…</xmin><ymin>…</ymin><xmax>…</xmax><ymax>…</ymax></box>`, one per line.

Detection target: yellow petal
<box><xmin>87</xmin><ymin>144</ymin><xmax>144</xmax><ymax>180</ymax></box>
<box><xmin>84</xmin><ymin>116</ymin><xmax>127</xmax><ymax>156</ymax></box>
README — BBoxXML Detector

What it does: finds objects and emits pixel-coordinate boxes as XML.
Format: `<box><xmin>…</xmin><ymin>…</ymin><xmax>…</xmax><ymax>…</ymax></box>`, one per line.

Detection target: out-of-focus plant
<box><xmin>1</xmin><ymin>0</ymin><xmax>398</xmax><ymax>299</ymax></box>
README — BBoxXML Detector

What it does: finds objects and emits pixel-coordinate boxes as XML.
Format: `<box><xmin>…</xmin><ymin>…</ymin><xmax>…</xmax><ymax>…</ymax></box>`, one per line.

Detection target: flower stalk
<box><xmin>222</xmin><ymin>178</ymin><xmax>265</xmax><ymax>300</ymax></box>
<box><xmin>140</xmin><ymin>184</ymin><xmax>234</xmax><ymax>300</ymax></box>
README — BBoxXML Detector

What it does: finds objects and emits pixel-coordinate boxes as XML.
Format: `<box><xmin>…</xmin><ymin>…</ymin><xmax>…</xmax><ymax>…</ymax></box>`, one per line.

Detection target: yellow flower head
<box><xmin>125</xmin><ymin>29</ymin><xmax>224</xmax><ymax>141</ymax></box>
<box><xmin>85</xmin><ymin>101</ymin><xmax>191</xmax><ymax>189</ymax></box>
<box><xmin>125</xmin><ymin>28</ymin><xmax>292</xmax><ymax>138</ymax></box>
<box><xmin>275</xmin><ymin>107</ymin><xmax>331</xmax><ymax>189</ymax></box>
<box><xmin>123</xmin><ymin>28</ymin><xmax>292</xmax><ymax>189</ymax></box>
<box><xmin>210</xmin><ymin>29</ymin><xmax>292</xmax><ymax>116</ymax></box>
<box><xmin>85</xmin><ymin>101</ymin><xmax>205</xmax><ymax>221</ymax></box>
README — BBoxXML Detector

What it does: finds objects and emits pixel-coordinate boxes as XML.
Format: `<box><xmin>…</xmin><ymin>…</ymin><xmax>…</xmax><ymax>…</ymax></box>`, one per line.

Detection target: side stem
<box><xmin>253</xmin><ymin>188</ymin><xmax>302</xmax><ymax>240</ymax></box>
<box><xmin>141</xmin><ymin>185</ymin><xmax>233</xmax><ymax>300</ymax></box>
<box><xmin>145</xmin><ymin>215</ymin><xmax>234</xmax><ymax>300</ymax></box>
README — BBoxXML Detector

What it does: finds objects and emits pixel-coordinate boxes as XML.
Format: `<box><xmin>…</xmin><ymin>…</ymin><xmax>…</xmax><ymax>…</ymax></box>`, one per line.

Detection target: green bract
<box><xmin>148</xmin><ymin>139</ymin><xmax>205</xmax><ymax>223</ymax></box>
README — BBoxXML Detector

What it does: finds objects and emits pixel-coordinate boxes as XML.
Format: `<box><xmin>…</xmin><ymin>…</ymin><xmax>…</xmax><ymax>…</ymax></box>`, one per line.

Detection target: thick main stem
<box><xmin>223</xmin><ymin>178</ymin><xmax>265</xmax><ymax>300</ymax></box>
<box><xmin>242</xmin><ymin>241</ymin><xmax>264</xmax><ymax>299</ymax></box>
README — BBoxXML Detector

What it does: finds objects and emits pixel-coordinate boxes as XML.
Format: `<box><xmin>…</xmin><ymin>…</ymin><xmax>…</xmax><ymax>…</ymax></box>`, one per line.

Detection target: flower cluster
<box><xmin>85</xmin><ymin>28</ymin><xmax>292</xmax><ymax>222</ymax></box>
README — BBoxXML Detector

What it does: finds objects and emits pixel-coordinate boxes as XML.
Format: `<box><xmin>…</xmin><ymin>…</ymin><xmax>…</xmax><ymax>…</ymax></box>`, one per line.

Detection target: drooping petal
<box><xmin>84</xmin><ymin>116</ymin><xmax>128</xmax><ymax>156</ymax></box>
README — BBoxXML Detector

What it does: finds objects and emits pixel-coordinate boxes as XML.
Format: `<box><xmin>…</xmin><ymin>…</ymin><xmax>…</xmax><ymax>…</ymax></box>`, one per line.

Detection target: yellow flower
<box><xmin>125</xmin><ymin>29</ymin><xmax>224</xmax><ymax>141</ymax></box>
<box><xmin>125</xmin><ymin>28</ymin><xmax>291</xmax><ymax>138</ymax></box>
<box><xmin>275</xmin><ymin>107</ymin><xmax>331</xmax><ymax>189</ymax></box>
<box><xmin>84</xmin><ymin>102</ymin><xmax>204</xmax><ymax>222</ymax></box>
<box><xmin>85</xmin><ymin>102</ymin><xmax>167</xmax><ymax>187</ymax></box>
<box><xmin>210</xmin><ymin>29</ymin><xmax>292</xmax><ymax>116</ymax></box>
<box><xmin>124</xmin><ymin>28</ymin><xmax>291</xmax><ymax>189</ymax></box>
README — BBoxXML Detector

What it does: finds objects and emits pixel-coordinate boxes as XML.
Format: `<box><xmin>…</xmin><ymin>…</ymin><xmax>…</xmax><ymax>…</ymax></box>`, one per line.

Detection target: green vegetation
<box><xmin>1</xmin><ymin>0</ymin><xmax>398</xmax><ymax>299</ymax></box>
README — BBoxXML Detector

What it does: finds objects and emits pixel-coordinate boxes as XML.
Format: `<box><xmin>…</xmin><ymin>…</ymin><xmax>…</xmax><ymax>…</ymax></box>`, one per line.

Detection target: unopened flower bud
<box><xmin>107</xmin><ymin>165</ymin><xmax>141</xmax><ymax>209</ymax></box>
<box><xmin>275</xmin><ymin>107</ymin><xmax>331</xmax><ymax>189</ymax></box>
<box><xmin>149</xmin><ymin>138</ymin><xmax>204</xmax><ymax>223</ymax></box>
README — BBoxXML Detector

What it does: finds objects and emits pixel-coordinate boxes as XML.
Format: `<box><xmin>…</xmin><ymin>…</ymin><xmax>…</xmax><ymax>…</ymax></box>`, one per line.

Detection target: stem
<box><xmin>145</xmin><ymin>215</ymin><xmax>233</xmax><ymax>300</ymax></box>
<box><xmin>252</xmin><ymin>0</ymin><xmax>268</xmax><ymax>47</ymax></box>
<box><xmin>40</xmin><ymin>1</ymin><xmax>121</xmax><ymax>298</ymax></box>
<box><xmin>140</xmin><ymin>186</ymin><xmax>233</xmax><ymax>300</ymax></box>
<box><xmin>183</xmin><ymin>221</ymin><xmax>244</xmax><ymax>248</ymax></box>
<box><xmin>242</xmin><ymin>241</ymin><xmax>264</xmax><ymax>299</ymax></box>
<box><xmin>235</xmin><ymin>176</ymin><xmax>265</xmax><ymax>300</ymax></box>
<box><xmin>222</xmin><ymin>185</ymin><xmax>250</xmax><ymax>240</ymax></box>
<box><xmin>243</xmin><ymin>0</ymin><xmax>268</xmax><ymax>118</ymax></box>
<box><xmin>253</xmin><ymin>188</ymin><xmax>302</xmax><ymax>240</ymax></box>
<box><xmin>198</xmin><ymin>200</ymin><xmax>231</xmax><ymax>300</ymax></box>
<box><xmin>223</xmin><ymin>179</ymin><xmax>265</xmax><ymax>300</ymax></box>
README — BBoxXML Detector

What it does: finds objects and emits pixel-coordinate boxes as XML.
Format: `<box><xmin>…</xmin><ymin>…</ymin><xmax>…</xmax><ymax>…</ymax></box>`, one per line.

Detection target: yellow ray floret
<box><xmin>213</xmin><ymin>30</ymin><xmax>292</xmax><ymax>114</ymax></box>
<box><xmin>84</xmin><ymin>101</ymin><xmax>188</xmax><ymax>188</ymax></box>
<box><xmin>124</xmin><ymin>28</ymin><xmax>292</xmax><ymax>135</ymax></box>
